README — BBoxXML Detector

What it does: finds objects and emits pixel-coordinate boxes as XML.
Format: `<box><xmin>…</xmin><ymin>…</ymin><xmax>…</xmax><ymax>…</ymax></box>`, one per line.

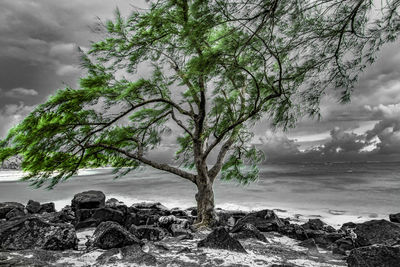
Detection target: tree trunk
<box><xmin>195</xmin><ymin>178</ymin><xmax>217</xmax><ymax>228</ymax></box>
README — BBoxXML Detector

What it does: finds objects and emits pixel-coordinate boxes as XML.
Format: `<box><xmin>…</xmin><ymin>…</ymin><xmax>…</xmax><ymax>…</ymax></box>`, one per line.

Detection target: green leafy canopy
<box><xmin>1</xmin><ymin>0</ymin><xmax>399</xmax><ymax>188</ymax></box>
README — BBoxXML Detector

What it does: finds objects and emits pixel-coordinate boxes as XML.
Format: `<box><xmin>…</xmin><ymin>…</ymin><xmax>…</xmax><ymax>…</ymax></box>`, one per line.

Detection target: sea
<box><xmin>0</xmin><ymin>161</ymin><xmax>399</xmax><ymax>228</ymax></box>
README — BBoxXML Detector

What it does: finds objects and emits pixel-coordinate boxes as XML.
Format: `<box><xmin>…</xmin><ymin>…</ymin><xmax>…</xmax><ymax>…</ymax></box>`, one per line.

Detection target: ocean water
<box><xmin>0</xmin><ymin>162</ymin><xmax>399</xmax><ymax>227</ymax></box>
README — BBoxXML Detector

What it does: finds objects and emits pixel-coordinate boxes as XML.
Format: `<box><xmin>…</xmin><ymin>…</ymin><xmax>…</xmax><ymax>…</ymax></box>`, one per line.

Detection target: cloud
<box><xmin>0</xmin><ymin>102</ymin><xmax>35</xmax><ymax>138</ymax></box>
<box><xmin>4</xmin><ymin>87</ymin><xmax>39</xmax><ymax>98</ymax></box>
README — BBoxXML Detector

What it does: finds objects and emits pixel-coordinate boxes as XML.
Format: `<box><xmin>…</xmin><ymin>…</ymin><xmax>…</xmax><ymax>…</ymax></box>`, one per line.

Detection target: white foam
<box><xmin>0</xmin><ymin>170</ymin><xmax>25</xmax><ymax>182</ymax></box>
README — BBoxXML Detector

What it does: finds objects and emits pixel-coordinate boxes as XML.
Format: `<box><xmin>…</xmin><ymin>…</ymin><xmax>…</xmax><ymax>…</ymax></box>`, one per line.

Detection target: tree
<box><xmin>1</xmin><ymin>0</ymin><xmax>399</xmax><ymax>227</ymax></box>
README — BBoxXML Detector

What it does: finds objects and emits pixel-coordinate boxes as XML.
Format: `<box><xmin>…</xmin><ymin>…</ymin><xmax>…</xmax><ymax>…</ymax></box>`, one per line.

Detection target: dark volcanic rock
<box><xmin>130</xmin><ymin>225</ymin><xmax>167</xmax><ymax>241</ymax></box>
<box><xmin>217</xmin><ymin>210</ymin><xmax>247</xmax><ymax>228</ymax></box>
<box><xmin>39</xmin><ymin>202</ymin><xmax>56</xmax><ymax>214</ymax></box>
<box><xmin>130</xmin><ymin>202</ymin><xmax>169</xmax><ymax>214</ymax></box>
<box><xmin>198</xmin><ymin>227</ymin><xmax>247</xmax><ymax>253</ymax></box>
<box><xmin>389</xmin><ymin>213</ymin><xmax>400</xmax><ymax>223</ymax></box>
<box><xmin>352</xmin><ymin>220</ymin><xmax>400</xmax><ymax>247</ymax></box>
<box><xmin>5</xmin><ymin>207</ymin><xmax>25</xmax><ymax>220</ymax></box>
<box><xmin>0</xmin><ymin>215</ymin><xmax>77</xmax><ymax>250</ymax></box>
<box><xmin>231</xmin><ymin>209</ymin><xmax>284</xmax><ymax>233</ymax></box>
<box><xmin>347</xmin><ymin>245</ymin><xmax>400</xmax><ymax>267</ymax></box>
<box><xmin>231</xmin><ymin>223</ymin><xmax>268</xmax><ymax>242</ymax></box>
<box><xmin>279</xmin><ymin>223</ymin><xmax>308</xmax><ymax>240</ymax></box>
<box><xmin>106</xmin><ymin>198</ymin><xmax>128</xmax><ymax>214</ymax></box>
<box><xmin>26</xmin><ymin>200</ymin><xmax>41</xmax><ymax>214</ymax></box>
<box><xmin>302</xmin><ymin>219</ymin><xmax>335</xmax><ymax>233</ymax></box>
<box><xmin>93</xmin><ymin>221</ymin><xmax>142</xmax><ymax>249</ymax></box>
<box><xmin>96</xmin><ymin>244</ymin><xmax>157</xmax><ymax>266</ymax></box>
<box><xmin>0</xmin><ymin>202</ymin><xmax>24</xmax><ymax>219</ymax></box>
<box><xmin>299</xmin><ymin>238</ymin><xmax>319</xmax><ymax>254</ymax></box>
<box><xmin>71</xmin><ymin>190</ymin><xmax>105</xmax><ymax>211</ymax></box>
<box><xmin>333</xmin><ymin>237</ymin><xmax>354</xmax><ymax>255</ymax></box>
<box><xmin>76</xmin><ymin>209</ymin><xmax>124</xmax><ymax>228</ymax></box>
<box><xmin>92</xmin><ymin>207</ymin><xmax>125</xmax><ymax>225</ymax></box>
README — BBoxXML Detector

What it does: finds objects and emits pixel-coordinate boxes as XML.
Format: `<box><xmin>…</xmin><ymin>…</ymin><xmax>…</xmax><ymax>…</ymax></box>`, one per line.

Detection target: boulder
<box><xmin>347</xmin><ymin>245</ymin><xmax>400</xmax><ymax>267</ymax></box>
<box><xmin>92</xmin><ymin>221</ymin><xmax>142</xmax><ymax>249</ymax></box>
<box><xmin>0</xmin><ymin>215</ymin><xmax>77</xmax><ymax>250</ymax></box>
<box><xmin>5</xmin><ymin>208</ymin><xmax>25</xmax><ymax>220</ymax></box>
<box><xmin>129</xmin><ymin>225</ymin><xmax>167</xmax><ymax>241</ymax></box>
<box><xmin>71</xmin><ymin>190</ymin><xmax>105</xmax><ymax>211</ymax></box>
<box><xmin>92</xmin><ymin>207</ymin><xmax>125</xmax><ymax>225</ymax></box>
<box><xmin>170</xmin><ymin>208</ymin><xmax>189</xmax><ymax>218</ymax></box>
<box><xmin>106</xmin><ymin>198</ymin><xmax>128</xmax><ymax>214</ymax></box>
<box><xmin>198</xmin><ymin>227</ymin><xmax>247</xmax><ymax>253</ymax></box>
<box><xmin>333</xmin><ymin>237</ymin><xmax>354</xmax><ymax>255</ymax></box>
<box><xmin>352</xmin><ymin>220</ymin><xmax>400</xmax><ymax>247</ymax></box>
<box><xmin>0</xmin><ymin>202</ymin><xmax>24</xmax><ymax>219</ymax></box>
<box><xmin>39</xmin><ymin>202</ymin><xmax>56</xmax><ymax>214</ymax></box>
<box><xmin>26</xmin><ymin>200</ymin><xmax>41</xmax><ymax>214</ymax></box>
<box><xmin>231</xmin><ymin>209</ymin><xmax>284</xmax><ymax>233</ymax></box>
<box><xmin>130</xmin><ymin>202</ymin><xmax>169</xmax><ymax>214</ymax></box>
<box><xmin>279</xmin><ymin>223</ymin><xmax>308</xmax><ymax>240</ymax></box>
<box><xmin>217</xmin><ymin>210</ymin><xmax>247</xmax><ymax>228</ymax></box>
<box><xmin>389</xmin><ymin>213</ymin><xmax>400</xmax><ymax>223</ymax></box>
<box><xmin>231</xmin><ymin>223</ymin><xmax>268</xmax><ymax>242</ymax></box>
<box><xmin>302</xmin><ymin>219</ymin><xmax>335</xmax><ymax>233</ymax></box>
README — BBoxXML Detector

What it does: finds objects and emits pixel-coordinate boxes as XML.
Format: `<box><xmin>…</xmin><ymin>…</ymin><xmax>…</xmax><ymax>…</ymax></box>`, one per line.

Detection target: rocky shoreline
<box><xmin>0</xmin><ymin>190</ymin><xmax>399</xmax><ymax>266</ymax></box>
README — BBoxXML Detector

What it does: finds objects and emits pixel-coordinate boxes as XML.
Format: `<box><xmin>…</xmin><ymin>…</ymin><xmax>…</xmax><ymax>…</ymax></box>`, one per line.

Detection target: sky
<box><xmin>0</xmin><ymin>0</ymin><xmax>400</xmax><ymax>163</ymax></box>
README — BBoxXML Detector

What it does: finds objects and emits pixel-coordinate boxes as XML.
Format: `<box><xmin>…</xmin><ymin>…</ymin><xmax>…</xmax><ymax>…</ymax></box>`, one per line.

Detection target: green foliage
<box><xmin>1</xmin><ymin>0</ymin><xmax>399</xmax><ymax>188</ymax></box>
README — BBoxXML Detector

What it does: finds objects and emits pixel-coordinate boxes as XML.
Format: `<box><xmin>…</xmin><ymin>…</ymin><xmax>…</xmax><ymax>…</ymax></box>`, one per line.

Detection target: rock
<box><xmin>198</xmin><ymin>227</ymin><xmax>247</xmax><ymax>253</ymax></box>
<box><xmin>92</xmin><ymin>221</ymin><xmax>142</xmax><ymax>249</ymax></box>
<box><xmin>71</xmin><ymin>190</ymin><xmax>105</xmax><ymax>211</ymax></box>
<box><xmin>389</xmin><ymin>213</ymin><xmax>400</xmax><ymax>223</ymax></box>
<box><xmin>333</xmin><ymin>237</ymin><xmax>354</xmax><ymax>255</ymax></box>
<box><xmin>231</xmin><ymin>209</ymin><xmax>284</xmax><ymax>233</ymax></box>
<box><xmin>217</xmin><ymin>210</ymin><xmax>247</xmax><ymax>228</ymax></box>
<box><xmin>347</xmin><ymin>245</ymin><xmax>400</xmax><ymax>267</ymax></box>
<box><xmin>352</xmin><ymin>220</ymin><xmax>400</xmax><ymax>247</ymax></box>
<box><xmin>313</xmin><ymin>232</ymin><xmax>345</xmax><ymax>248</ymax></box>
<box><xmin>169</xmin><ymin>208</ymin><xmax>188</xmax><ymax>218</ymax></box>
<box><xmin>106</xmin><ymin>198</ymin><xmax>128</xmax><ymax>214</ymax></box>
<box><xmin>0</xmin><ymin>215</ymin><xmax>77</xmax><ymax>250</ymax></box>
<box><xmin>26</xmin><ymin>200</ymin><xmax>41</xmax><ymax>214</ymax></box>
<box><xmin>53</xmin><ymin>205</ymin><xmax>75</xmax><ymax>224</ymax></box>
<box><xmin>92</xmin><ymin>207</ymin><xmax>125</xmax><ymax>225</ymax></box>
<box><xmin>170</xmin><ymin>223</ymin><xmax>193</xmax><ymax>238</ymax></box>
<box><xmin>39</xmin><ymin>202</ymin><xmax>56</xmax><ymax>214</ymax></box>
<box><xmin>0</xmin><ymin>202</ymin><xmax>24</xmax><ymax>219</ymax></box>
<box><xmin>130</xmin><ymin>202</ymin><xmax>169</xmax><ymax>214</ymax></box>
<box><xmin>130</xmin><ymin>225</ymin><xmax>167</xmax><ymax>241</ymax></box>
<box><xmin>5</xmin><ymin>208</ymin><xmax>25</xmax><ymax>220</ymax></box>
<box><xmin>96</xmin><ymin>244</ymin><xmax>157</xmax><ymax>266</ymax></box>
<box><xmin>279</xmin><ymin>223</ymin><xmax>308</xmax><ymax>240</ymax></box>
<box><xmin>299</xmin><ymin>238</ymin><xmax>319</xmax><ymax>254</ymax></box>
<box><xmin>231</xmin><ymin>223</ymin><xmax>268</xmax><ymax>242</ymax></box>
<box><xmin>302</xmin><ymin>218</ymin><xmax>335</xmax><ymax>232</ymax></box>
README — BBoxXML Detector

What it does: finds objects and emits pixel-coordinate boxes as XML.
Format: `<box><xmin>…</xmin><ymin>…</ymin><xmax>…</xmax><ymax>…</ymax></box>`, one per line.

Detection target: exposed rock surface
<box><xmin>389</xmin><ymin>213</ymin><xmax>400</xmax><ymax>223</ymax></box>
<box><xmin>71</xmin><ymin>190</ymin><xmax>105</xmax><ymax>211</ymax></box>
<box><xmin>231</xmin><ymin>209</ymin><xmax>285</xmax><ymax>233</ymax></box>
<box><xmin>0</xmin><ymin>202</ymin><xmax>24</xmax><ymax>219</ymax></box>
<box><xmin>0</xmin><ymin>215</ymin><xmax>77</xmax><ymax>250</ymax></box>
<box><xmin>231</xmin><ymin>223</ymin><xmax>268</xmax><ymax>242</ymax></box>
<box><xmin>26</xmin><ymin>200</ymin><xmax>41</xmax><ymax>214</ymax></box>
<box><xmin>129</xmin><ymin>225</ymin><xmax>167</xmax><ymax>241</ymax></box>
<box><xmin>198</xmin><ymin>227</ymin><xmax>247</xmax><ymax>253</ymax></box>
<box><xmin>347</xmin><ymin>245</ymin><xmax>400</xmax><ymax>267</ymax></box>
<box><xmin>92</xmin><ymin>221</ymin><xmax>142</xmax><ymax>249</ymax></box>
<box><xmin>351</xmin><ymin>220</ymin><xmax>400</xmax><ymax>247</ymax></box>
